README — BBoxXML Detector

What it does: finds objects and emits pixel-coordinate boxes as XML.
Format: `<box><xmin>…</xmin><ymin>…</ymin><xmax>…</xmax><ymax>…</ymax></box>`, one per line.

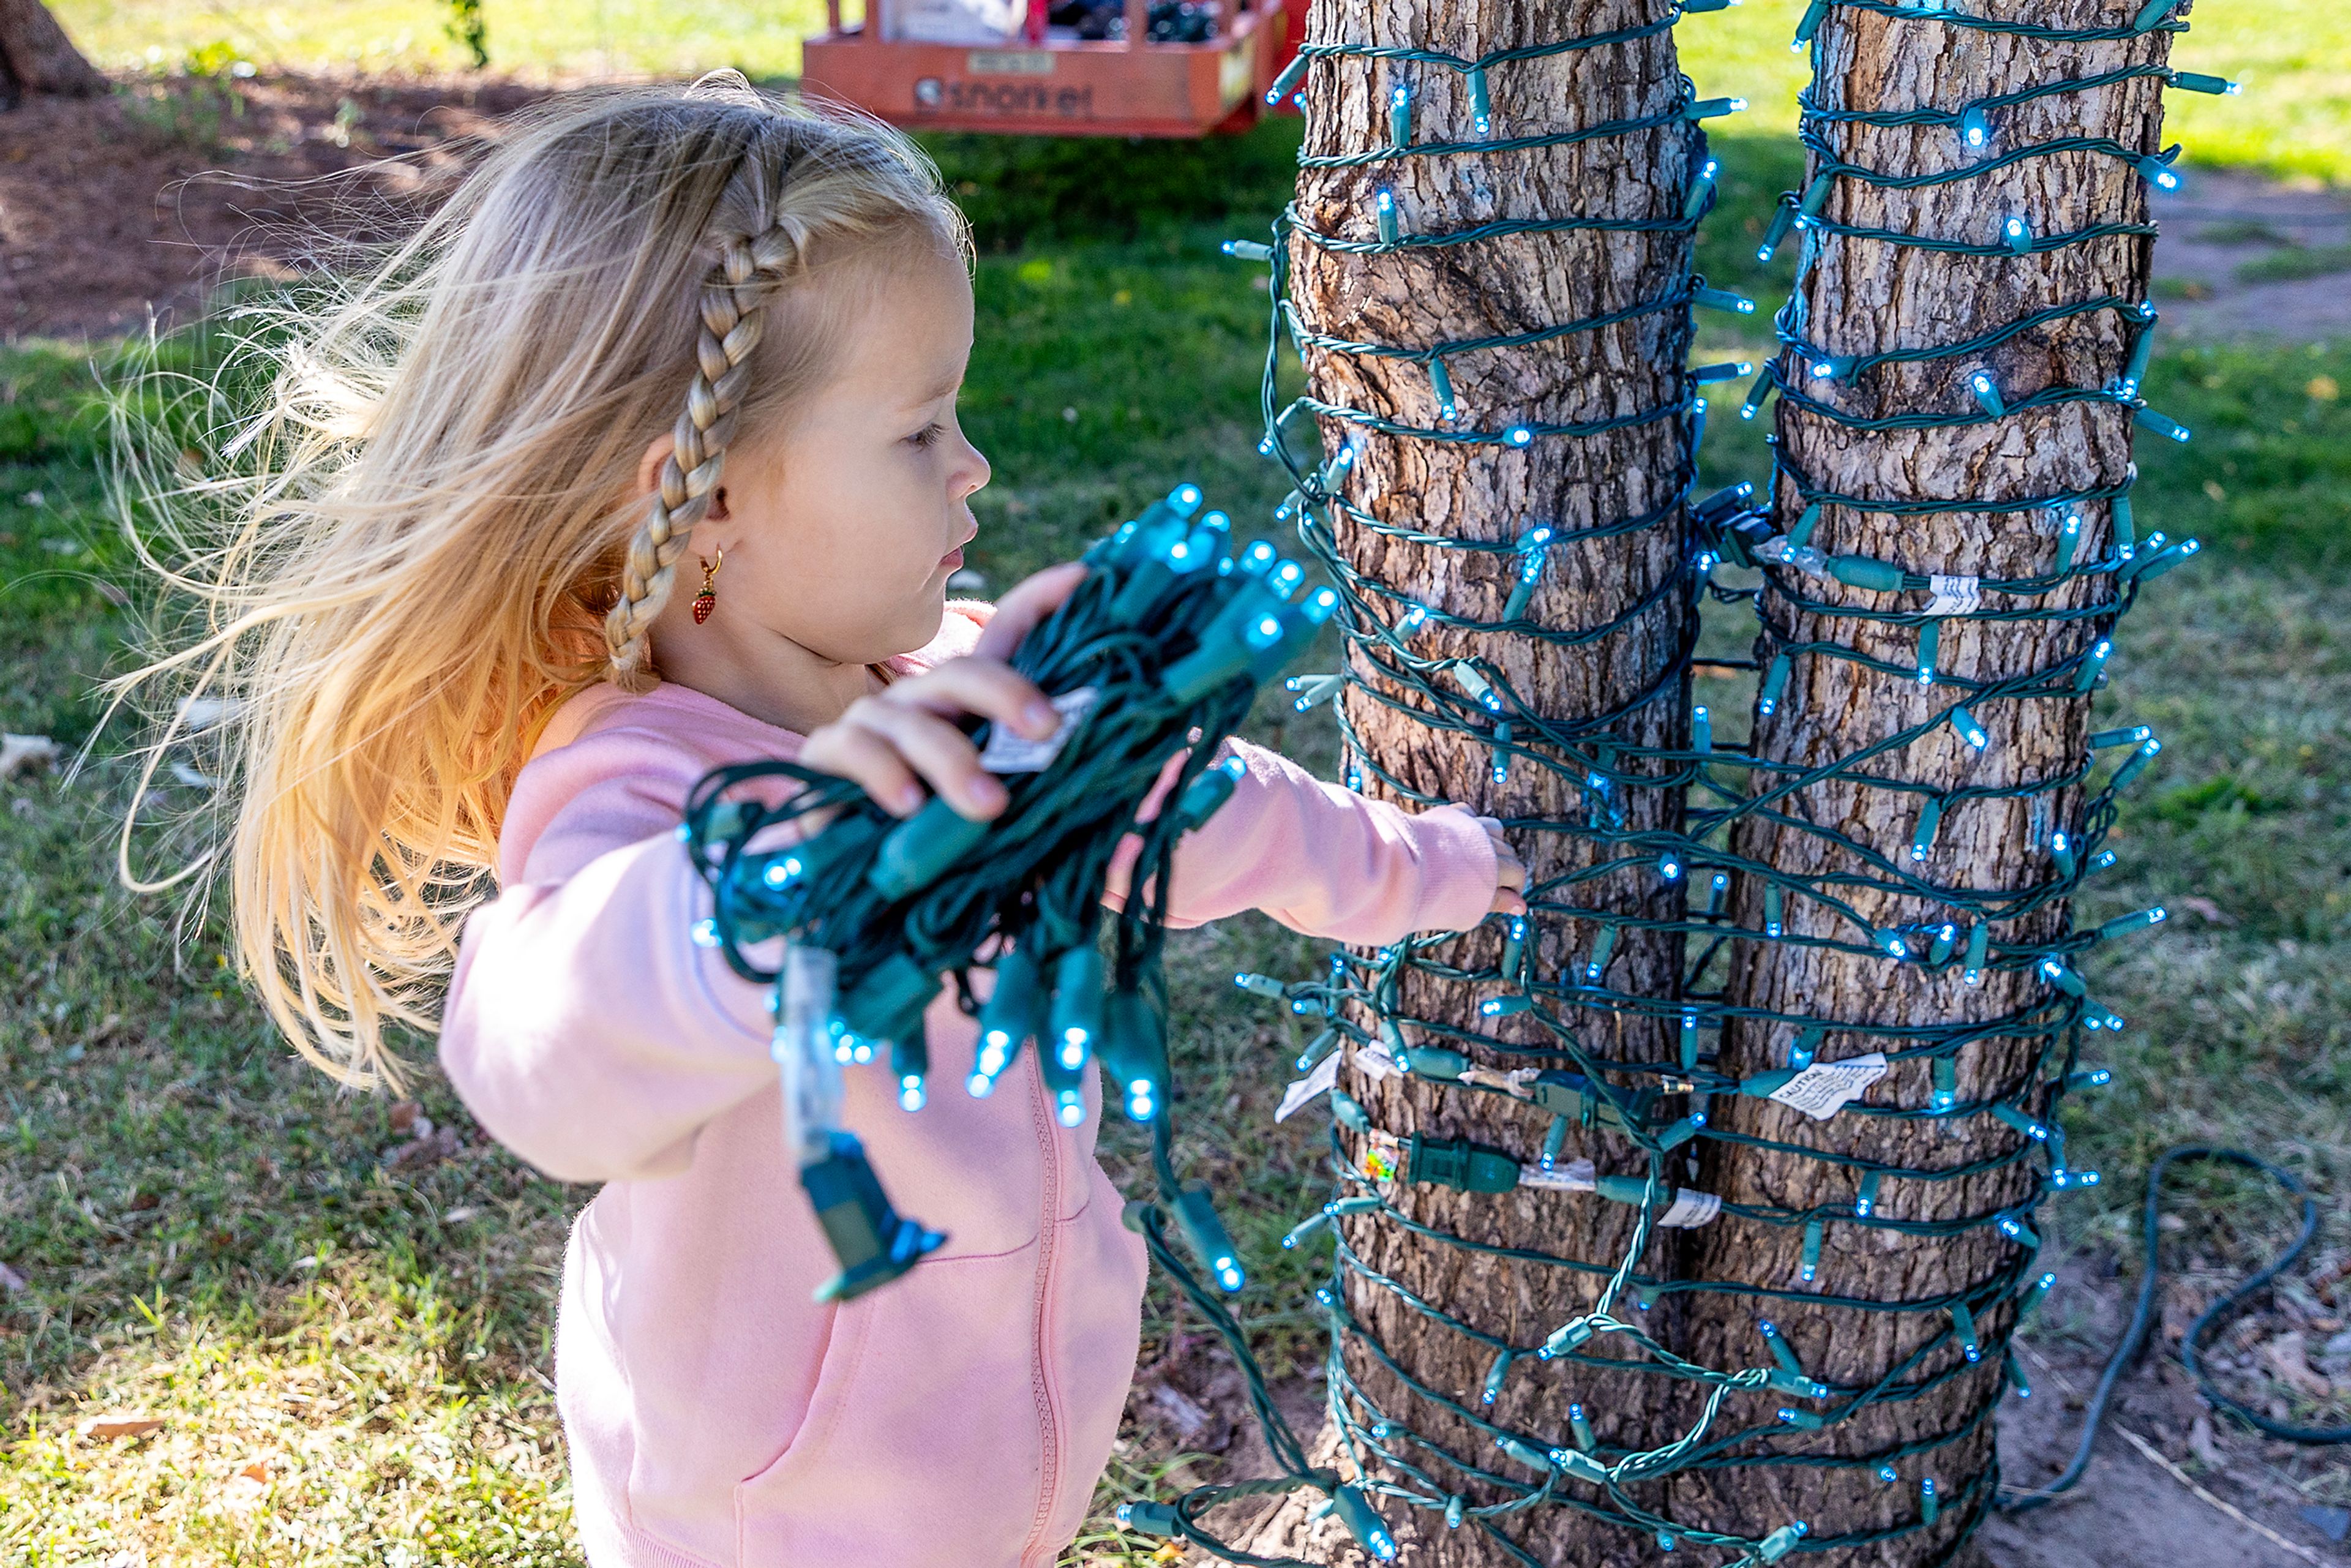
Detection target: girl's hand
<box><xmin>799</xmin><ymin>563</ymin><xmax>1087</xmax><ymax>820</ymax></box>
<box><xmin>1476</xmin><ymin>815</ymin><xmax>1528</xmax><ymax>916</ymax></box>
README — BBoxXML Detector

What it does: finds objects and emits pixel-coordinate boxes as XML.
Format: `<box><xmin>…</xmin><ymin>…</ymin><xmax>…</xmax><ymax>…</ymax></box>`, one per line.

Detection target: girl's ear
<box><xmin>638</xmin><ymin>433</ymin><xmax>729</xmax><ymax>520</ymax></box>
<box><xmin>636</xmin><ymin>432</ymin><xmax>675</xmax><ymax>501</ymax></box>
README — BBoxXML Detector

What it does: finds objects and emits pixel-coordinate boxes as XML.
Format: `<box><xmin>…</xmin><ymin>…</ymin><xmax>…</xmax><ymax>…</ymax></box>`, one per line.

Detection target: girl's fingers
<box><xmin>836</xmin><ymin>696</ymin><xmax>1010</xmax><ymax>819</ymax></box>
<box><xmin>888</xmin><ymin>656</ymin><xmax>1062</xmax><ymax>739</ymax></box>
<box><xmin>798</xmin><ymin>720</ymin><xmax>928</xmax><ymax>817</ymax></box>
<box><xmin>973</xmin><ymin>561</ymin><xmax>1087</xmax><ymax>663</ymax></box>
<box><xmin>1472</xmin><ymin>815</ymin><xmax>1529</xmax><ymax>890</ymax></box>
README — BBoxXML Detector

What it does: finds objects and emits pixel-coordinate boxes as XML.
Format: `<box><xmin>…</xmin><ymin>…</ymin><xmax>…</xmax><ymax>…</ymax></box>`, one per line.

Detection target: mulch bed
<box><xmin>1</xmin><ymin>73</ymin><xmax>550</xmax><ymax>342</ymax></box>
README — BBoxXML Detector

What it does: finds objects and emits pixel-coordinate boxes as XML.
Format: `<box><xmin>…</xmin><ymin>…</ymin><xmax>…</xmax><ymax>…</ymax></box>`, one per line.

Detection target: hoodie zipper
<box><xmin>1016</xmin><ymin>1050</ymin><xmax>1064</xmax><ymax>1567</ymax></box>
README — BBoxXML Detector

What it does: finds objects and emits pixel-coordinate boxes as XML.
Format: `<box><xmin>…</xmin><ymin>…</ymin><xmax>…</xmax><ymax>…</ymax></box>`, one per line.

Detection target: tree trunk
<box><xmin>1674</xmin><ymin>6</ymin><xmax>2177</xmax><ymax>1563</ymax></box>
<box><xmin>1245</xmin><ymin>1</ymin><xmax>1698</xmax><ymax>1562</ymax></box>
<box><xmin>0</xmin><ymin>0</ymin><xmax>107</xmax><ymax>100</ymax></box>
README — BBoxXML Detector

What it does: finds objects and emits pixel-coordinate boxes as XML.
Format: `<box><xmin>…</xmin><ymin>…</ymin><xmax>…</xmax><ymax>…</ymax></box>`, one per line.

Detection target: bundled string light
<box><xmin>1098</xmin><ymin>4</ymin><xmax>2215</xmax><ymax>1566</ymax></box>
<box><xmin>680</xmin><ymin>486</ymin><xmax>1336</xmax><ymax>1302</ymax></box>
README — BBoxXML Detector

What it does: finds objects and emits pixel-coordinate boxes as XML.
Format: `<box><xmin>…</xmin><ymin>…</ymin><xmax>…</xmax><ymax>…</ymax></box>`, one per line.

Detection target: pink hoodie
<box><xmin>440</xmin><ymin>602</ymin><xmax>1499</xmax><ymax>1568</ymax></box>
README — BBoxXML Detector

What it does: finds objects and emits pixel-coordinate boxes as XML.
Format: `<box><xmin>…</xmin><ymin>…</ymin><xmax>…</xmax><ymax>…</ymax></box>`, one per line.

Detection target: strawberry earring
<box><xmin>691</xmin><ymin>546</ymin><xmax>723</xmax><ymax>625</ymax></box>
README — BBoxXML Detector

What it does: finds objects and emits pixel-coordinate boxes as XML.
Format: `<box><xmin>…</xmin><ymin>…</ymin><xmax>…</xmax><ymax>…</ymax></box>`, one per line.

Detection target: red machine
<box><xmin>803</xmin><ymin>0</ymin><xmax>1298</xmax><ymax>138</ymax></box>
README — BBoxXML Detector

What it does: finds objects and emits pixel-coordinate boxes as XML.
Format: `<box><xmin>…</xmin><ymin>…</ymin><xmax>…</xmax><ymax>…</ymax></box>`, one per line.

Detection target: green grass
<box><xmin>1668</xmin><ymin>0</ymin><xmax>2351</xmax><ymax>186</ymax></box>
<box><xmin>10</xmin><ymin>251</ymin><xmax>2351</xmax><ymax>1560</ymax></box>
<box><xmin>51</xmin><ymin>0</ymin><xmax>844</xmax><ymax>82</ymax></box>
<box><xmin>2197</xmin><ymin>219</ymin><xmax>2298</xmax><ymax>246</ymax></box>
<box><xmin>42</xmin><ymin>0</ymin><xmax>2351</xmax><ymax>184</ymax></box>
<box><xmin>2236</xmin><ymin>242</ymin><xmax>2351</xmax><ymax>283</ymax></box>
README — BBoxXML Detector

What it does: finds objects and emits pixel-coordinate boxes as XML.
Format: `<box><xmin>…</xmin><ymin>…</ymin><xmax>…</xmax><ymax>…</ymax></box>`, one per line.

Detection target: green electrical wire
<box><xmin>680</xmin><ymin>489</ymin><xmax>1339</xmax><ymax>1298</ymax></box>
<box><xmin>1127</xmin><ymin>2</ymin><xmax>2219</xmax><ymax>1563</ymax></box>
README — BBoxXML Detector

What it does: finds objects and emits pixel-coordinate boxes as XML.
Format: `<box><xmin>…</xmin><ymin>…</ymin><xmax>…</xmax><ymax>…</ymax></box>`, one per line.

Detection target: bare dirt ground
<box><xmin>1125</xmin><ymin>1255</ymin><xmax>2351</xmax><ymax>1568</ymax></box>
<box><xmin>2</xmin><ymin>82</ymin><xmax>2345</xmax><ymax>347</ymax></box>
<box><xmin>0</xmin><ymin>74</ymin><xmax>549</xmax><ymax>342</ymax></box>
<box><xmin>2149</xmin><ymin>170</ymin><xmax>2351</xmax><ymax>343</ymax></box>
<box><xmin>1975</xmin><ymin>1252</ymin><xmax>2351</xmax><ymax>1568</ymax></box>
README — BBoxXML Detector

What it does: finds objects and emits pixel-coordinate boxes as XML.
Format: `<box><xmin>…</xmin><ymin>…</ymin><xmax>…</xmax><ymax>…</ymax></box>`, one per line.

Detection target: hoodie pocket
<box><xmin>735</xmin><ymin>1245</ymin><xmax>1046</xmax><ymax>1567</ymax></box>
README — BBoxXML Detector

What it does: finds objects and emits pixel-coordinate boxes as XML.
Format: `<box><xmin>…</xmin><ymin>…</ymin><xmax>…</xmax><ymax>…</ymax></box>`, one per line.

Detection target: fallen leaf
<box><xmin>386</xmin><ymin>1125</ymin><xmax>460</xmax><ymax>1171</ymax></box>
<box><xmin>2188</xmin><ymin>1413</ymin><xmax>2222</xmax><ymax>1468</ymax></box>
<box><xmin>222</xmin><ymin>1457</ymin><xmax>271</xmax><ymax>1510</ymax></box>
<box><xmin>81</xmin><ymin>1414</ymin><xmax>165</xmax><ymax>1440</ymax></box>
<box><xmin>443</xmin><ymin>1206</ymin><xmax>479</xmax><ymax>1223</ymax></box>
<box><xmin>1</xmin><ymin>733</ymin><xmax>59</xmax><ymax>781</ymax></box>
<box><xmin>2260</xmin><ymin>1331</ymin><xmax>2334</xmax><ymax>1398</ymax></box>
<box><xmin>388</xmin><ymin>1100</ymin><xmax>424</xmax><ymax>1135</ymax></box>
<box><xmin>1147</xmin><ymin>1381</ymin><xmax>1212</xmax><ymax>1440</ymax></box>
<box><xmin>0</xmin><ymin>1261</ymin><xmax>25</xmax><ymax>1292</ymax></box>
<box><xmin>2172</xmin><ymin>896</ymin><xmax>2237</xmax><ymax>927</ymax></box>
<box><xmin>128</xmin><ymin>1191</ymin><xmax>160</xmax><ymax>1212</ymax></box>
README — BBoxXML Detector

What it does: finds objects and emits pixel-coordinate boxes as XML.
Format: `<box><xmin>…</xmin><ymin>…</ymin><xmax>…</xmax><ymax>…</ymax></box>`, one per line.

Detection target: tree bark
<box><xmin>1244</xmin><ymin>1</ymin><xmax>1697</xmax><ymax>1562</ymax></box>
<box><xmin>0</xmin><ymin>0</ymin><xmax>107</xmax><ymax>101</ymax></box>
<box><xmin>1674</xmin><ymin>6</ymin><xmax>2175</xmax><ymax>1564</ymax></box>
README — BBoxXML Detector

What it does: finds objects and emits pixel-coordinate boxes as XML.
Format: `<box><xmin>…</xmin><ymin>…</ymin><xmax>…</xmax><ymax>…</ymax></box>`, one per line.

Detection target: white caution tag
<box><xmin>1922</xmin><ymin>575</ymin><xmax>1982</xmax><ymax>618</ymax></box>
<box><xmin>1275</xmin><ymin>1050</ymin><xmax>1342</xmax><ymax>1123</ymax></box>
<box><xmin>978</xmin><ymin>686</ymin><xmax>1100</xmax><ymax>773</ymax></box>
<box><xmin>1658</xmin><ymin>1188</ymin><xmax>1723</xmax><ymax>1228</ymax></box>
<box><xmin>1766</xmin><ymin>1052</ymin><xmax>1889</xmax><ymax>1120</ymax></box>
<box><xmin>1352</xmin><ymin>1043</ymin><xmax>1401</xmax><ymax>1082</ymax></box>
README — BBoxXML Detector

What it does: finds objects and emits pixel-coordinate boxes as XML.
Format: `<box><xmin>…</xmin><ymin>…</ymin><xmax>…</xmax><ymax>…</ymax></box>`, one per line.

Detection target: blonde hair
<box><xmin>114</xmin><ymin>75</ymin><xmax>971</xmax><ymax>1089</ymax></box>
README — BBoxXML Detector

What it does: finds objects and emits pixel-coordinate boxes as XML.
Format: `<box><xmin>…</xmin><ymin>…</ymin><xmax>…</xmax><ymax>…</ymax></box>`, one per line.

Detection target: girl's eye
<box><xmin>907</xmin><ymin>423</ymin><xmax>944</xmax><ymax>449</ymax></box>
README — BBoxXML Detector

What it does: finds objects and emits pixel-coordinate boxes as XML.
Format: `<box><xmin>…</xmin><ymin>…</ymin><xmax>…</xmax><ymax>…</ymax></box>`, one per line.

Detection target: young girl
<box><xmin>144</xmin><ymin>78</ymin><xmax>1524</xmax><ymax>1567</ymax></box>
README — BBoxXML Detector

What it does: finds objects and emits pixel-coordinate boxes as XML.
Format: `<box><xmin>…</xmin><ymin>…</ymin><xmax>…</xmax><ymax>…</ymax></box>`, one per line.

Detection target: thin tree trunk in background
<box><xmin>0</xmin><ymin>0</ymin><xmax>107</xmax><ymax>99</ymax></box>
<box><xmin>1247</xmin><ymin>1</ymin><xmax>1695</xmax><ymax>1562</ymax></box>
<box><xmin>1676</xmin><ymin>6</ymin><xmax>2176</xmax><ymax>1562</ymax></box>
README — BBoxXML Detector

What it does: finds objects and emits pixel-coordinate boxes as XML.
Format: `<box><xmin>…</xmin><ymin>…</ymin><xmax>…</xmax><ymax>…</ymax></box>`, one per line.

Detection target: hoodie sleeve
<box><xmin>438</xmin><ymin>726</ymin><xmax>779</xmax><ymax>1187</ymax></box>
<box><xmin>441</xmin><ymin>609</ymin><xmax>1000</xmax><ymax>1186</ymax></box>
<box><xmin>1106</xmin><ymin>738</ymin><xmax>1501</xmax><ymax>945</ymax></box>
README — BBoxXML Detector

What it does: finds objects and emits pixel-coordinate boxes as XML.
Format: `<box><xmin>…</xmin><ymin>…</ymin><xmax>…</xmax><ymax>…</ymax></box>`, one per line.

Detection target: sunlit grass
<box><xmin>48</xmin><ymin>0</ymin><xmax>842</xmax><ymax>81</ymax></box>
<box><xmin>40</xmin><ymin>0</ymin><xmax>2351</xmax><ymax>189</ymax></box>
<box><xmin>1670</xmin><ymin>0</ymin><xmax>2351</xmax><ymax>186</ymax></box>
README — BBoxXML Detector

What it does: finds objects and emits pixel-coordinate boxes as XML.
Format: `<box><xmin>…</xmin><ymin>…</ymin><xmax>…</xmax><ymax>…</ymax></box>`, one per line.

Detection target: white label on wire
<box><xmin>978</xmin><ymin>686</ymin><xmax>1100</xmax><ymax>773</ymax></box>
<box><xmin>777</xmin><ymin>943</ymin><xmax>844</xmax><ymax>1165</ymax></box>
<box><xmin>1659</xmin><ymin>1188</ymin><xmax>1723</xmax><ymax>1228</ymax></box>
<box><xmin>1353</xmin><ymin>1043</ymin><xmax>1400</xmax><ymax>1082</ymax></box>
<box><xmin>1276</xmin><ymin>1051</ymin><xmax>1343</xmax><ymax>1123</ymax></box>
<box><xmin>1922</xmin><ymin>575</ymin><xmax>1982</xmax><ymax>618</ymax></box>
<box><xmin>1517</xmin><ymin>1157</ymin><xmax>1597</xmax><ymax>1193</ymax></box>
<box><xmin>1766</xmin><ymin>1052</ymin><xmax>1889</xmax><ymax>1120</ymax></box>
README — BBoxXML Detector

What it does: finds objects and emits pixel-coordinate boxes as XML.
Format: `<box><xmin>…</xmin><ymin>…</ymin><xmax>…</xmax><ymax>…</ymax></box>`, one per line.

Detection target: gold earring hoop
<box><xmin>691</xmin><ymin>546</ymin><xmax>724</xmax><ymax>625</ymax></box>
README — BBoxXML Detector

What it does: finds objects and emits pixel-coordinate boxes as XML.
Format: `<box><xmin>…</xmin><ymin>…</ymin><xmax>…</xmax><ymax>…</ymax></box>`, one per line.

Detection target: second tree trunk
<box><xmin>1676</xmin><ymin>4</ymin><xmax>2177</xmax><ymax>1562</ymax></box>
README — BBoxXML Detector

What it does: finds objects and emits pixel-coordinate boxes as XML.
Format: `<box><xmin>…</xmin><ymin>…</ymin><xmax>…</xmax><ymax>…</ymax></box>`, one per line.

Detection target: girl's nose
<box><xmin>956</xmin><ymin>436</ymin><xmax>991</xmax><ymax>500</ymax></box>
